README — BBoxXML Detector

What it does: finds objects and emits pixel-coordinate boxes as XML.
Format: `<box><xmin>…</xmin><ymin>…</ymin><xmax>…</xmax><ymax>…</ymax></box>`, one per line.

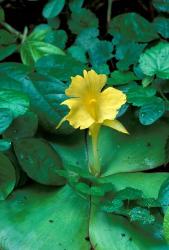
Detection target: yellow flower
<box><xmin>57</xmin><ymin>69</ymin><xmax>128</xmax><ymax>176</ymax></box>
<box><xmin>57</xmin><ymin>69</ymin><xmax>128</xmax><ymax>135</ymax></box>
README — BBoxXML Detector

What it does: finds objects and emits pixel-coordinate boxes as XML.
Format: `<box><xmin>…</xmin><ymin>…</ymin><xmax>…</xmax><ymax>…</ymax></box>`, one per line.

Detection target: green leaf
<box><xmin>90</xmin><ymin>205</ymin><xmax>168</xmax><ymax>250</ymax></box>
<box><xmin>0</xmin><ymin>185</ymin><xmax>90</xmax><ymax>249</ymax></box>
<box><xmin>3</xmin><ymin>112</ymin><xmax>38</xmax><ymax>140</ymax></box>
<box><xmin>0</xmin><ymin>108</ymin><xmax>13</xmax><ymax>134</ymax></box>
<box><xmin>158</xmin><ymin>177</ymin><xmax>169</xmax><ymax>211</ymax></box>
<box><xmin>129</xmin><ymin>207</ymin><xmax>155</xmax><ymax>224</ymax></box>
<box><xmin>50</xmin><ymin>131</ymin><xmax>88</xmax><ymax>172</ymax></box>
<box><xmin>28</xmin><ymin>29</ymin><xmax>50</xmax><ymax>41</ymax></box>
<box><xmin>92</xmin><ymin>64</ymin><xmax>110</xmax><ymax>74</ymax></box>
<box><xmin>126</xmin><ymin>85</ymin><xmax>156</xmax><ymax>107</ymax></box>
<box><xmin>154</xmin><ymin>17</ymin><xmax>169</xmax><ymax>38</ymax></box>
<box><xmin>32</xmin><ymin>24</ymin><xmax>52</xmax><ymax>37</ymax></box>
<box><xmin>76</xmin><ymin>27</ymin><xmax>99</xmax><ymax>51</ymax></box>
<box><xmin>115</xmin><ymin>187</ymin><xmax>143</xmax><ymax>201</ymax></box>
<box><xmin>139</xmin><ymin>97</ymin><xmax>165</xmax><ymax>125</ymax></box>
<box><xmin>44</xmin><ymin>29</ymin><xmax>68</xmax><ymax>49</ymax></box>
<box><xmin>100</xmin><ymin>173</ymin><xmax>169</xmax><ymax>199</ymax></box>
<box><xmin>137</xmin><ymin>198</ymin><xmax>161</xmax><ymax>208</ymax></box>
<box><xmin>67</xmin><ymin>45</ymin><xmax>87</xmax><ymax>63</ymax></box>
<box><xmin>142</xmin><ymin>76</ymin><xmax>154</xmax><ymax>87</ymax></box>
<box><xmin>20</xmin><ymin>40</ymin><xmax>65</xmax><ymax>65</ymax></box>
<box><xmin>35</xmin><ymin>54</ymin><xmax>85</xmax><ymax>81</ymax></box>
<box><xmin>0</xmin><ymin>30</ymin><xmax>17</xmax><ymax>45</ymax></box>
<box><xmin>0</xmin><ymin>65</ymin><xmax>71</xmax><ymax>134</ymax></box>
<box><xmin>0</xmin><ymin>44</ymin><xmax>17</xmax><ymax>61</ymax></box>
<box><xmin>0</xmin><ymin>89</ymin><xmax>29</xmax><ymax>118</ymax></box>
<box><xmin>139</xmin><ymin>42</ymin><xmax>169</xmax><ymax>79</ymax></box>
<box><xmin>108</xmin><ymin>70</ymin><xmax>138</xmax><ymax>86</ymax></box>
<box><xmin>75</xmin><ymin>182</ymin><xmax>91</xmax><ymax>195</ymax></box>
<box><xmin>102</xmin><ymin>199</ymin><xmax>124</xmax><ymax>213</ymax></box>
<box><xmin>153</xmin><ymin>0</ymin><xmax>169</xmax><ymax>13</ymax></box>
<box><xmin>42</xmin><ymin>0</ymin><xmax>65</xmax><ymax>19</ymax></box>
<box><xmin>90</xmin><ymin>116</ymin><xmax>169</xmax><ymax>176</ymax></box>
<box><xmin>0</xmin><ymin>153</ymin><xmax>16</xmax><ymax>200</ymax></box>
<box><xmin>0</xmin><ymin>7</ymin><xmax>5</xmax><ymax>22</ymax></box>
<box><xmin>115</xmin><ymin>41</ymin><xmax>147</xmax><ymax>71</ymax></box>
<box><xmin>47</xmin><ymin>16</ymin><xmax>60</xmax><ymax>29</ymax></box>
<box><xmin>69</xmin><ymin>0</ymin><xmax>84</xmax><ymax>11</ymax></box>
<box><xmin>14</xmin><ymin>138</ymin><xmax>66</xmax><ymax>186</ymax></box>
<box><xmin>109</xmin><ymin>12</ymin><xmax>158</xmax><ymax>42</ymax></box>
<box><xmin>68</xmin><ymin>8</ymin><xmax>98</xmax><ymax>34</ymax></box>
<box><xmin>164</xmin><ymin>207</ymin><xmax>169</xmax><ymax>244</ymax></box>
<box><xmin>0</xmin><ymin>139</ymin><xmax>11</xmax><ymax>151</ymax></box>
<box><xmin>88</xmin><ymin>39</ymin><xmax>113</xmax><ymax>66</ymax></box>
<box><xmin>90</xmin><ymin>186</ymin><xmax>106</xmax><ymax>197</ymax></box>
<box><xmin>75</xmin><ymin>183</ymin><xmax>110</xmax><ymax>197</ymax></box>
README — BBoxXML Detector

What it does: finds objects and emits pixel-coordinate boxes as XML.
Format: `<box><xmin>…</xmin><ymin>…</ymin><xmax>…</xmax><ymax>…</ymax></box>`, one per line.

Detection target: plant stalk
<box><xmin>89</xmin><ymin>124</ymin><xmax>101</xmax><ymax>176</ymax></box>
<box><xmin>0</xmin><ymin>21</ymin><xmax>23</xmax><ymax>40</ymax></box>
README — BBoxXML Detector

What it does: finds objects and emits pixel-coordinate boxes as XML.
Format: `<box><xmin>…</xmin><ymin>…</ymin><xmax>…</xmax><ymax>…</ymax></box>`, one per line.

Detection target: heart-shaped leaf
<box><xmin>139</xmin><ymin>42</ymin><xmax>169</xmax><ymax>79</ymax></box>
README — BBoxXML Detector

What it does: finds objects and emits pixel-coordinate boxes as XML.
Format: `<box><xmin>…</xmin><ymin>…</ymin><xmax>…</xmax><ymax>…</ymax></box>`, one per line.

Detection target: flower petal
<box><xmin>103</xmin><ymin>119</ymin><xmax>129</xmax><ymax>134</ymax></box>
<box><xmin>65</xmin><ymin>70</ymin><xmax>107</xmax><ymax>98</ymax></box>
<box><xmin>65</xmin><ymin>75</ymin><xmax>86</xmax><ymax>97</ymax></box>
<box><xmin>97</xmin><ymin>87</ymin><xmax>126</xmax><ymax>122</ymax></box>
<box><xmin>62</xmin><ymin>98</ymin><xmax>95</xmax><ymax>129</ymax></box>
<box><xmin>83</xmin><ymin>70</ymin><xmax>107</xmax><ymax>93</ymax></box>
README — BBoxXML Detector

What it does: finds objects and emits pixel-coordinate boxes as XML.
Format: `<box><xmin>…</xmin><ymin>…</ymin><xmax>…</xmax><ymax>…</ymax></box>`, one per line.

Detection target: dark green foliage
<box><xmin>0</xmin><ymin>1</ymin><xmax>168</xmax><ymax>249</ymax></box>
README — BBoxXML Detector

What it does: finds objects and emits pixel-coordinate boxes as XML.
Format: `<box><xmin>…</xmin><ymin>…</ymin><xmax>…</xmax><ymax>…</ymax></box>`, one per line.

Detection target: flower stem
<box><xmin>89</xmin><ymin>124</ymin><xmax>101</xmax><ymax>176</ymax></box>
<box><xmin>0</xmin><ymin>21</ymin><xmax>23</xmax><ymax>40</ymax></box>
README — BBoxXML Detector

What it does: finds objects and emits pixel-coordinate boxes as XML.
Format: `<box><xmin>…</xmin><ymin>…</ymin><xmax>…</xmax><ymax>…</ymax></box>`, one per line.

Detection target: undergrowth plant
<box><xmin>0</xmin><ymin>0</ymin><xmax>169</xmax><ymax>249</ymax></box>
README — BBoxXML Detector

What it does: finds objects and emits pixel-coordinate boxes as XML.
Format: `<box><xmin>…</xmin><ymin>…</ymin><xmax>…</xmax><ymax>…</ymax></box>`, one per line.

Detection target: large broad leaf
<box><xmin>42</xmin><ymin>0</ymin><xmax>65</xmax><ymax>19</ymax></box>
<box><xmin>0</xmin><ymin>153</ymin><xmax>16</xmax><ymax>200</ymax></box>
<box><xmin>51</xmin><ymin>115</ymin><xmax>169</xmax><ymax>177</ymax></box>
<box><xmin>0</xmin><ymin>108</ymin><xmax>13</xmax><ymax>134</ymax></box>
<box><xmin>139</xmin><ymin>42</ymin><xmax>169</xmax><ymax>79</ymax></box>
<box><xmin>90</xmin><ymin>205</ymin><xmax>168</xmax><ymax>250</ymax></box>
<box><xmin>50</xmin><ymin>130</ymin><xmax>88</xmax><ymax>173</ymax></box>
<box><xmin>0</xmin><ymin>64</ymin><xmax>71</xmax><ymax>134</ymax></box>
<box><xmin>0</xmin><ymin>89</ymin><xmax>29</xmax><ymax>118</ymax></box>
<box><xmin>3</xmin><ymin>112</ymin><xmax>38</xmax><ymax>140</ymax></box>
<box><xmin>14</xmin><ymin>138</ymin><xmax>66</xmax><ymax>186</ymax></box>
<box><xmin>35</xmin><ymin>54</ymin><xmax>85</xmax><ymax>81</ymax></box>
<box><xmin>88</xmin><ymin>116</ymin><xmax>169</xmax><ymax>176</ymax></box>
<box><xmin>0</xmin><ymin>185</ymin><xmax>90</xmax><ymax>250</ymax></box>
<box><xmin>109</xmin><ymin>12</ymin><xmax>158</xmax><ymax>42</ymax></box>
<box><xmin>100</xmin><ymin>172</ymin><xmax>169</xmax><ymax>199</ymax></box>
